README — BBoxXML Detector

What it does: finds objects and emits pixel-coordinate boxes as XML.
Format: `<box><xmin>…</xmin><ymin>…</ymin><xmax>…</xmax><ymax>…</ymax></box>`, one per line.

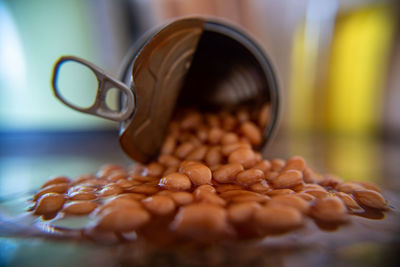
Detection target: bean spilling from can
<box><xmin>29</xmin><ymin>104</ymin><xmax>388</xmax><ymax>243</ymax></box>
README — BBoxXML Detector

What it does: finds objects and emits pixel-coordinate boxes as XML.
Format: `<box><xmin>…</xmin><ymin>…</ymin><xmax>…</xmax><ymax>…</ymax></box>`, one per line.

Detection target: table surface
<box><xmin>0</xmin><ymin>130</ymin><xmax>399</xmax><ymax>267</ymax></box>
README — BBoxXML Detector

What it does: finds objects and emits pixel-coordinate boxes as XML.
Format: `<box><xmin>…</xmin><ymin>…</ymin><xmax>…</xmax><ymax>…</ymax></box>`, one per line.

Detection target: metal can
<box><xmin>52</xmin><ymin>17</ymin><xmax>280</xmax><ymax>163</ymax></box>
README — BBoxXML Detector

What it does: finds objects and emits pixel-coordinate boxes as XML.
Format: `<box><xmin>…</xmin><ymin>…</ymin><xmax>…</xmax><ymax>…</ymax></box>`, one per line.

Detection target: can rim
<box><xmin>119</xmin><ymin>17</ymin><xmax>280</xmax><ymax>155</ymax></box>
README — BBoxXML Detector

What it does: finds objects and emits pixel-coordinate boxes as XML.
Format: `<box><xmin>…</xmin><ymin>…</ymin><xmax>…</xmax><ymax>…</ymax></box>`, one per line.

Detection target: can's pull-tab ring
<box><xmin>52</xmin><ymin>56</ymin><xmax>135</xmax><ymax>122</ymax></box>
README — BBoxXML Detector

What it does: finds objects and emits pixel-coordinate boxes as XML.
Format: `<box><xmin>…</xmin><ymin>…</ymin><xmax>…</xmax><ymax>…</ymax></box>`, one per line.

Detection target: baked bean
<box><xmin>129</xmin><ymin>164</ymin><xmax>146</xmax><ymax>176</ymax></box>
<box><xmin>170</xmin><ymin>203</ymin><xmax>230</xmax><ymax>238</ymax></box>
<box><xmin>219</xmin><ymin>190</ymin><xmax>260</xmax><ymax>200</ymax></box>
<box><xmin>336</xmin><ymin>182</ymin><xmax>365</xmax><ymax>194</ymax></box>
<box><xmin>311</xmin><ymin>196</ymin><xmax>348</xmax><ymax>223</ymax></box>
<box><xmin>205</xmin><ymin>114</ymin><xmax>220</xmax><ymax>128</ymax></box>
<box><xmin>185</xmin><ymin>145</ymin><xmax>208</xmax><ymax>161</ymax></box>
<box><xmin>158</xmin><ymin>154</ymin><xmax>180</xmax><ymax>167</ymax></box>
<box><xmin>221</xmin><ymin>133</ymin><xmax>239</xmax><ymax>145</ymax></box>
<box><xmin>215</xmin><ymin>184</ymin><xmax>243</xmax><ymax>193</ymax></box>
<box><xmin>98</xmin><ymin>184</ymin><xmax>122</xmax><ymax>197</ymax></box>
<box><xmin>175</xmin><ymin>142</ymin><xmax>195</xmax><ymax>159</ymax></box>
<box><xmin>236</xmin><ymin>108</ymin><xmax>250</xmax><ymax>122</ymax></box>
<box><xmin>213</xmin><ymin>163</ymin><xmax>244</xmax><ymax>183</ymax></box>
<box><xmin>68</xmin><ymin>185</ymin><xmax>97</xmax><ymax>196</ymax></box>
<box><xmin>230</xmin><ymin>194</ymin><xmax>270</xmax><ymax>204</ymax></box>
<box><xmin>163</xmin><ymin>166</ymin><xmax>179</xmax><ymax>176</ymax></box>
<box><xmin>196</xmin><ymin>127</ymin><xmax>208</xmax><ymax>142</ymax></box>
<box><xmin>240</xmin><ymin>121</ymin><xmax>262</xmax><ymax>146</ymax></box>
<box><xmin>254</xmin><ymin>205</ymin><xmax>303</xmax><ymax>231</ymax></box>
<box><xmin>116</xmin><ymin>179</ymin><xmax>135</xmax><ymax>189</ymax></box>
<box><xmin>94</xmin><ymin>198</ymin><xmax>141</xmax><ymax>216</ymax></box>
<box><xmin>83</xmin><ymin>179</ymin><xmax>108</xmax><ymax>187</ymax></box>
<box><xmin>254</xmin><ymin>153</ymin><xmax>263</xmax><ymax>164</ymax></box>
<box><xmin>178</xmin><ymin>160</ymin><xmax>198</xmax><ymax>171</ymax></box>
<box><xmin>72</xmin><ymin>174</ymin><xmax>96</xmax><ymax>185</ymax></box>
<box><xmin>170</xmin><ymin>192</ymin><xmax>194</xmax><ymax>206</ymax></box>
<box><xmin>258</xmin><ymin>103</ymin><xmax>270</xmax><ymax>128</ymax></box>
<box><xmin>145</xmin><ymin>162</ymin><xmax>165</xmax><ymax>178</ymax></box>
<box><xmin>268</xmin><ymin>195</ymin><xmax>310</xmax><ymax>214</ymax></box>
<box><xmin>236</xmin><ymin>168</ymin><xmax>265</xmax><ymax>186</ymax></box>
<box><xmin>283</xmin><ymin>156</ymin><xmax>306</xmax><ymax>172</ymax></box>
<box><xmin>253</xmin><ymin>160</ymin><xmax>272</xmax><ymax>173</ymax></box>
<box><xmin>160</xmin><ymin>135</ymin><xmax>176</xmax><ymax>155</ymax></box>
<box><xmin>272</xmin><ymin>170</ymin><xmax>303</xmax><ymax>189</ymax></box>
<box><xmin>97</xmin><ymin>164</ymin><xmax>124</xmax><ymax>179</ymax></box>
<box><xmin>159</xmin><ymin>173</ymin><xmax>192</xmax><ymax>191</ymax></box>
<box><xmin>181</xmin><ymin>112</ymin><xmax>202</xmax><ymax>130</ymax></box>
<box><xmin>34</xmin><ymin>193</ymin><xmax>66</xmax><ymax>215</ymax></box>
<box><xmin>270</xmin><ymin>159</ymin><xmax>285</xmax><ymax>172</ymax></box>
<box><xmin>228</xmin><ymin>202</ymin><xmax>261</xmax><ymax>224</ymax></box>
<box><xmin>295</xmin><ymin>192</ymin><xmax>316</xmax><ymax>202</ymax></box>
<box><xmin>142</xmin><ymin>195</ymin><xmax>176</xmax><ymax>216</ymax></box>
<box><xmin>264</xmin><ymin>171</ymin><xmax>279</xmax><ymax>182</ymax></box>
<box><xmin>301</xmin><ymin>183</ymin><xmax>326</xmax><ymax>191</ymax></box>
<box><xmin>319</xmin><ymin>175</ymin><xmax>343</xmax><ymax>188</ymax></box>
<box><xmin>303</xmin><ymin>189</ymin><xmax>330</xmax><ymax>199</ymax></box>
<box><xmin>355</xmin><ymin>181</ymin><xmax>382</xmax><ymax>193</ymax></box>
<box><xmin>155</xmin><ymin>190</ymin><xmax>172</xmax><ymax>196</ymax></box>
<box><xmin>34</xmin><ymin>183</ymin><xmax>69</xmax><ymax>201</ymax></box>
<box><xmin>177</xmin><ymin>132</ymin><xmax>194</xmax><ymax>144</ymax></box>
<box><xmin>204</xmin><ymin>146</ymin><xmax>222</xmax><ymax>166</ymax></box>
<box><xmin>68</xmin><ymin>191</ymin><xmax>97</xmax><ymax>201</ymax></box>
<box><xmin>114</xmin><ymin>193</ymin><xmax>146</xmax><ymax>201</ymax></box>
<box><xmin>249</xmin><ymin>180</ymin><xmax>271</xmax><ymax>194</ymax></box>
<box><xmin>187</xmin><ymin>135</ymin><xmax>202</xmax><ymax>147</ymax></box>
<box><xmin>221</xmin><ymin>114</ymin><xmax>237</xmax><ymax>131</ymax></box>
<box><xmin>107</xmin><ymin>171</ymin><xmax>128</xmax><ymax>182</ymax></box>
<box><xmin>239</xmin><ymin>136</ymin><xmax>251</xmax><ymax>145</ymax></box>
<box><xmin>353</xmin><ymin>190</ymin><xmax>387</xmax><ymax>210</ymax></box>
<box><xmin>266</xmin><ymin>189</ymin><xmax>294</xmax><ymax>197</ymax></box>
<box><xmin>292</xmin><ymin>183</ymin><xmax>305</xmax><ymax>192</ymax></box>
<box><xmin>335</xmin><ymin>192</ymin><xmax>363</xmax><ymax>211</ymax></box>
<box><xmin>41</xmin><ymin>176</ymin><xmax>70</xmax><ymax>188</ymax></box>
<box><xmin>128</xmin><ymin>184</ymin><xmax>159</xmax><ymax>195</ymax></box>
<box><xmin>96</xmin><ymin>207</ymin><xmax>150</xmax><ymax>232</ymax></box>
<box><xmin>228</xmin><ymin>148</ymin><xmax>256</xmax><ymax>168</ymax></box>
<box><xmin>195</xmin><ymin>189</ymin><xmax>226</xmax><ymax>206</ymax></box>
<box><xmin>130</xmin><ymin>175</ymin><xmax>154</xmax><ymax>183</ymax></box>
<box><xmin>208</xmin><ymin>127</ymin><xmax>224</xmax><ymax>145</ymax></box>
<box><xmin>221</xmin><ymin>142</ymin><xmax>251</xmax><ymax>156</ymax></box>
<box><xmin>63</xmin><ymin>201</ymin><xmax>98</xmax><ymax>215</ymax></box>
<box><xmin>181</xmin><ymin>163</ymin><xmax>212</xmax><ymax>185</ymax></box>
<box><xmin>194</xmin><ymin>184</ymin><xmax>217</xmax><ymax>194</ymax></box>
<box><xmin>209</xmin><ymin>164</ymin><xmax>222</xmax><ymax>172</ymax></box>
<box><xmin>303</xmin><ymin>167</ymin><xmax>322</xmax><ymax>184</ymax></box>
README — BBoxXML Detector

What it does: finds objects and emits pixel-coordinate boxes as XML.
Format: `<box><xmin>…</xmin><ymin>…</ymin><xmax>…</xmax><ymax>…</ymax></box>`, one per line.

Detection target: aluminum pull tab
<box><xmin>51</xmin><ymin>56</ymin><xmax>135</xmax><ymax>122</ymax></box>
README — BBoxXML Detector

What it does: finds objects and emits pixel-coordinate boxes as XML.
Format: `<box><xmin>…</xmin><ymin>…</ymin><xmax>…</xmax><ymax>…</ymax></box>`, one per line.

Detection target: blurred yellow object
<box><xmin>327</xmin><ymin>135</ymin><xmax>380</xmax><ymax>183</ymax></box>
<box><xmin>289</xmin><ymin>25</ymin><xmax>317</xmax><ymax>132</ymax></box>
<box><xmin>325</xmin><ymin>4</ymin><xmax>396</xmax><ymax>134</ymax></box>
<box><xmin>289</xmin><ymin>4</ymin><xmax>396</xmax><ymax>134</ymax></box>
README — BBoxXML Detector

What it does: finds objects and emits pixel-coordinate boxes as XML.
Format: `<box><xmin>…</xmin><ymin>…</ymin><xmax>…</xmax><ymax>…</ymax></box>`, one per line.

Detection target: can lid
<box><xmin>119</xmin><ymin>18</ymin><xmax>205</xmax><ymax>163</ymax></box>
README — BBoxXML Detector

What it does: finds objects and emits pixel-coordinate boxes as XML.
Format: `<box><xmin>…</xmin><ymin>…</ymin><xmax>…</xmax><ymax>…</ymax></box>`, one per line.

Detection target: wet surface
<box><xmin>1</xmin><ymin>131</ymin><xmax>400</xmax><ymax>266</ymax></box>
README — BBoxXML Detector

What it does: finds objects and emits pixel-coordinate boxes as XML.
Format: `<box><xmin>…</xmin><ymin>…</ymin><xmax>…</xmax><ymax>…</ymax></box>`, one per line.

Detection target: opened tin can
<box><xmin>52</xmin><ymin>17</ymin><xmax>280</xmax><ymax>163</ymax></box>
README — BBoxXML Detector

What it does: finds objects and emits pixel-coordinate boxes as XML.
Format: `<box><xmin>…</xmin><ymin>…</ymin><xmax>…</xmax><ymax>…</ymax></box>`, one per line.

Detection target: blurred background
<box><xmin>1</xmin><ymin>1</ymin><xmax>400</xmax><ymax>266</ymax></box>
<box><xmin>0</xmin><ymin>0</ymin><xmax>399</xmax><ymax>194</ymax></box>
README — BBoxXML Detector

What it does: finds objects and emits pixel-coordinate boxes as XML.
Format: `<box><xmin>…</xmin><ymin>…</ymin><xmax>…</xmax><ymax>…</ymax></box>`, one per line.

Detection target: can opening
<box><xmin>178</xmin><ymin>29</ymin><xmax>271</xmax><ymax>111</ymax></box>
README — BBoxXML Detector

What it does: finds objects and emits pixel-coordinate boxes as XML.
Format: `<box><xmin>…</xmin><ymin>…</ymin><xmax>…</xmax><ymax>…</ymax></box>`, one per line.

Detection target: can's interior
<box><xmin>178</xmin><ymin>30</ymin><xmax>270</xmax><ymax>111</ymax></box>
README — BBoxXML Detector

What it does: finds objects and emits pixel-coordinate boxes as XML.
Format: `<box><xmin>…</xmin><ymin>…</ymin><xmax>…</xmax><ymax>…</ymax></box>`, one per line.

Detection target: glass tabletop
<box><xmin>1</xmin><ymin>131</ymin><xmax>399</xmax><ymax>266</ymax></box>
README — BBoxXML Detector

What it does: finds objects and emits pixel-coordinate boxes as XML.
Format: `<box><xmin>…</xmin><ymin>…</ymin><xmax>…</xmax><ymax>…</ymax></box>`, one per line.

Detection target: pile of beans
<box><xmin>30</xmin><ymin>104</ymin><xmax>388</xmax><ymax>243</ymax></box>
